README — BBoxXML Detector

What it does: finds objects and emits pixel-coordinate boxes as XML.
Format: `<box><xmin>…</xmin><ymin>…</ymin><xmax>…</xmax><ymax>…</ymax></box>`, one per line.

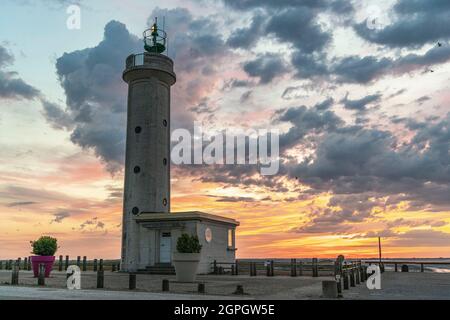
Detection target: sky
<box><xmin>1</xmin><ymin>0</ymin><xmax>450</xmax><ymax>259</ymax></box>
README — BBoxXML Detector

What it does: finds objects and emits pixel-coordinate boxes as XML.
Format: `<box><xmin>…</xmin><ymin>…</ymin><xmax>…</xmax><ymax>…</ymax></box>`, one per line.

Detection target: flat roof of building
<box><xmin>135</xmin><ymin>211</ymin><xmax>239</xmax><ymax>226</ymax></box>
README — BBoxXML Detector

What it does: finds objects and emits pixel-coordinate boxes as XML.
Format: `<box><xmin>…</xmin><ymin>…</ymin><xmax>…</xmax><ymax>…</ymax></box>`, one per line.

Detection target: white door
<box><xmin>159</xmin><ymin>232</ymin><xmax>172</xmax><ymax>263</ymax></box>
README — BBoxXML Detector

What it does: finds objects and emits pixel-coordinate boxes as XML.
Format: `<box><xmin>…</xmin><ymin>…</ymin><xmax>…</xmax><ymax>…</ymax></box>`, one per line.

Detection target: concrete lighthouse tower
<box><xmin>121</xmin><ymin>20</ymin><xmax>239</xmax><ymax>274</ymax></box>
<box><xmin>121</xmin><ymin>20</ymin><xmax>176</xmax><ymax>271</ymax></box>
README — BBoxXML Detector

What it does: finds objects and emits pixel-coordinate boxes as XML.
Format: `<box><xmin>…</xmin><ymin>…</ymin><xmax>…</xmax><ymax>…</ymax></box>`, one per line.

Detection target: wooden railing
<box><xmin>211</xmin><ymin>259</ymin><xmax>363</xmax><ymax>277</ymax></box>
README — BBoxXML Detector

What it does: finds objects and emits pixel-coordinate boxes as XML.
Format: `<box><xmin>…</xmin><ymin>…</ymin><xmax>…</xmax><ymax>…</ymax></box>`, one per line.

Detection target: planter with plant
<box><xmin>30</xmin><ymin>236</ymin><xmax>58</xmax><ymax>278</ymax></box>
<box><xmin>172</xmin><ymin>233</ymin><xmax>202</xmax><ymax>282</ymax></box>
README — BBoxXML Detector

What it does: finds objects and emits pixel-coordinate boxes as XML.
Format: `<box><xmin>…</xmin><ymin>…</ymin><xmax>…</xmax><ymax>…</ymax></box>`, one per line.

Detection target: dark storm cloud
<box><xmin>226</xmin><ymin>14</ymin><xmax>266</xmax><ymax>49</ymax></box>
<box><xmin>6</xmin><ymin>201</ymin><xmax>36</xmax><ymax>207</ymax></box>
<box><xmin>48</xmin><ymin>20</ymin><xmax>141</xmax><ymax>172</ymax></box>
<box><xmin>340</xmin><ymin>93</ymin><xmax>382</xmax><ymax>111</ymax></box>
<box><xmin>41</xmin><ymin>100</ymin><xmax>73</xmax><ymax>130</ymax></box>
<box><xmin>331</xmin><ymin>45</ymin><xmax>450</xmax><ymax>83</ymax></box>
<box><xmin>355</xmin><ymin>0</ymin><xmax>450</xmax><ymax>48</ymax></box>
<box><xmin>0</xmin><ymin>71</ymin><xmax>40</xmax><ymax>100</ymax></box>
<box><xmin>222</xmin><ymin>79</ymin><xmax>255</xmax><ymax>91</ymax></box>
<box><xmin>0</xmin><ymin>46</ymin><xmax>13</xmax><ymax>67</ymax></box>
<box><xmin>291</xmin><ymin>52</ymin><xmax>329</xmax><ymax>79</ymax></box>
<box><xmin>292</xmin><ymin>193</ymin><xmax>386</xmax><ymax>233</ymax></box>
<box><xmin>415</xmin><ymin>96</ymin><xmax>431</xmax><ymax>105</ymax></box>
<box><xmin>276</xmin><ymin>101</ymin><xmax>343</xmax><ymax>150</ymax></box>
<box><xmin>0</xmin><ymin>45</ymin><xmax>40</xmax><ymax>100</ymax></box>
<box><xmin>224</xmin><ymin>0</ymin><xmax>354</xmax><ymax>81</ymax></box>
<box><xmin>243</xmin><ymin>54</ymin><xmax>288</xmax><ymax>84</ymax></box>
<box><xmin>208</xmin><ymin>195</ymin><xmax>257</xmax><ymax>202</ymax></box>
<box><xmin>222</xmin><ymin>0</ymin><xmax>353</xmax><ymax>13</ymax></box>
<box><xmin>286</xmin><ymin>112</ymin><xmax>450</xmax><ymax>202</ymax></box>
<box><xmin>266</xmin><ymin>7</ymin><xmax>331</xmax><ymax>54</ymax></box>
<box><xmin>51</xmin><ymin>211</ymin><xmax>71</xmax><ymax>223</ymax></box>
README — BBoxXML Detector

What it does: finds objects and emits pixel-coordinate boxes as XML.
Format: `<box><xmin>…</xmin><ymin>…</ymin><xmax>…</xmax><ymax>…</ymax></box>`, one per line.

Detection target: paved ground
<box><xmin>0</xmin><ymin>286</ymin><xmax>244</xmax><ymax>300</ymax></box>
<box><xmin>0</xmin><ymin>270</ymin><xmax>325</xmax><ymax>299</ymax></box>
<box><xmin>1</xmin><ymin>271</ymin><xmax>450</xmax><ymax>300</ymax></box>
<box><xmin>344</xmin><ymin>271</ymin><xmax>450</xmax><ymax>300</ymax></box>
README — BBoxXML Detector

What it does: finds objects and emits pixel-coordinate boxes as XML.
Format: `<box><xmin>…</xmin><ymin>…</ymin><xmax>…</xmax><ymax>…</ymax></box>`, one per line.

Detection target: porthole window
<box><xmin>132</xmin><ymin>207</ymin><xmax>140</xmax><ymax>215</ymax></box>
<box><xmin>163</xmin><ymin>120</ymin><xmax>168</xmax><ymax>127</ymax></box>
<box><xmin>135</xmin><ymin>126</ymin><xmax>142</xmax><ymax>134</ymax></box>
<box><xmin>163</xmin><ymin>158</ymin><xmax>168</xmax><ymax>166</ymax></box>
<box><xmin>134</xmin><ymin>166</ymin><xmax>141</xmax><ymax>174</ymax></box>
<box><xmin>163</xmin><ymin>198</ymin><xmax>168</xmax><ymax>206</ymax></box>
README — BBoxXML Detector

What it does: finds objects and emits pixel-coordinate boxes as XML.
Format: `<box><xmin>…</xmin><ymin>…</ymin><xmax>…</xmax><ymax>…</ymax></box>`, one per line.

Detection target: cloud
<box><xmin>355</xmin><ymin>0</ymin><xmax>450</xmax><ymax>48</ymax></box>
<box><xmin>266</xmin><ymin>7</ymin><xmax>331</xmax><ymax>54</ymax></box>
<box><xmin>5</xmin><ymin>201</ymin><xmax>36</xmax><ymax>207</ymax></box>
<box><xmin>243</xmin><ymin>54</ymin><xmax>288</xmax><ymax>84</ymax></box>
<box><xmin>226</xmin><ymin>14</ymin><xmax>266</xmax><ymax>49</ymax></box>
<box><xmin>45</xmin><ymin>20</ymin><xmax>141</xmax><ymax>173</ymax></box>
<box><xmin>340</xmin><ymin>93</ymin><xmax>382</xmax><ymax>111</ymax></box>
<box><xmin>51</xmin><ymin>211</ymin><xmax>71</xmax><ymax>223</ymax></box>
<box><xmin>276</xmin><ymin>100</ymin><xmax>343</xmax><ymax>150</ymax></box>
<box><xmin>222</xmin><ymin>0</ymin><xmax>353</xmax><ymax>13</ymax></box>
<box><xmin>331</xmin><ymin>45</ymin><xmax>450</xmax><ymax>83</ymax></box>
<box><xmin>0</xmin><ymin>45</ymin><xmax>40</xmax><ymax>100</ymax></box>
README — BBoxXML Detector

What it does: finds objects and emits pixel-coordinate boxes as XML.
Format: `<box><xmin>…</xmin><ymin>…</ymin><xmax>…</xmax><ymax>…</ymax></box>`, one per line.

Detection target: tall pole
<box><xmin>378</xmin><ymin>237</ymin><xmax>382</xmax><ymax>265</ymax></box>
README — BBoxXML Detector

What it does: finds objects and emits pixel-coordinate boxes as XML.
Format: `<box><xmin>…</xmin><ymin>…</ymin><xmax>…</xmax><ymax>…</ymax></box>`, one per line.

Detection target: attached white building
<box><xmin>134</xmin><ymin>212</ymin><xmax>239</xmax><ymax>274</ymax></box>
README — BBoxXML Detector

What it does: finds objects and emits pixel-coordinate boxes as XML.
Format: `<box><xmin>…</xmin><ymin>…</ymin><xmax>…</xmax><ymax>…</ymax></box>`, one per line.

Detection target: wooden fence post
<box><xmin>76</xmin><ymin>256</ymin><xmax>81</xmax><ymax>268</ymax></box>
<box><xmin>162</xmin><ymin>279</ymin><xmax>169</xmax><ymax>292</ymax></box>
<box><xmin>65</xmin><ymin>255</ymin><xmax>69</xmax><ymax>271</ymax></box>
<box><xmin>298</xmin><ymin>261</ymin><xmax>303</xmax><ymax>276</ymax></box>
<box><xmin>394</xmin><ymin>263</ymin><xmax>398</xmax><ymax>272</ymax></box>
<box><xmin>355</xmin><ymin>266</ymin><xmax>360</xmax><ymax>285</ymax></box>
<box><xmin>213</xmin><ymin>260</ymin><xmax>217</xmax><ymax>274</ymax></box>
<box><xmin>27</xmin><ymin>257</ymin><xmax>31</xmax><ymax>271</ymax></box>
<box><xmin>97</xmin><ymin>269</ymin><xmax>104</xmax><ymax>288</ymax></box>
<box><xmin>343</xmin><ymin>271</ymin><xmax>349</xmax><ymax>290</ymax></box>
<box><xmin>38</xmin><ymin>264</ymin><xmax>45</xmax><ymax>286</ymax></box>
<box><xmin>312</xmin><ymin>258</ymin><xmax>318</xmax><ymax>277</ymax></box>
<box><xmin>11</xmin><ymin>262</ymin><xmax>19</xmax><ymax>285</ymax></box>
<box><xmin>198</xmin><ymin>283</ymin><xmax>205</xmax><ymax>294</ymax></box>
<box><xmin>112</xmin><ymin>264</ymin><xmax>116</xmax><ymax>272</ymax></box>
<box><xmin>291</xmin><ymin>259</ymin><xmax>297</xmax><ymax>277</ymax></box>
<box><xmin>82</xmin><ymin>256</ymin><xmax>87</xmax><ymax>272</ymax></box>
<box><xmin>99</xmin><ymin>259</ymin><xmax>104</xmax><ymax>271</ymax></box>
<box><xmin>235</xmin><ymin>260</ymin><xmax>239</xmax><ymax>275</ymax></box>
<box><xmin>350</xmin><ymin>269</ymin><xmax>355</xmax><ymax>287</ymax></box>
<box><xmin>129</xmin><ymin>274</ymin><xmax>136</xmax><ymax>290</ymax></box>
<box><xmin>421</xmin><ymin>263</ymin><xmax>424</xmax><ymax>272</ymax></box>
<box><xmin>58</xmin><ymin>255</ymin><xmax>63</xmax><ymax>271</ymax></box>
<box><xmin>93</xmin><ymin>259</ymin><xmax>98</xmax><ymax>272</ymax></box>
<box><xmin>23</xmin><ymin>257</ymin><xmax>28</xmax><ymax>271</ymax></box>
<box><xmin>266</xmin><ymin>261</ymin><xmax>271</xmax><ymax>277</ymax></box>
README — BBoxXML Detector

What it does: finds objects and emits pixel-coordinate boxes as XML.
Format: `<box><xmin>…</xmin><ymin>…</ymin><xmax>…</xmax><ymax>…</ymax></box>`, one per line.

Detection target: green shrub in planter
<box><xmin>176</xmin><ymin>234</ymin><xmax>202</xmax><ymax>253</ymax></box>
<box><xmin>30</xmin><ymin>236</ymin><xmax>58</xmax><ymax>256</ymax></box>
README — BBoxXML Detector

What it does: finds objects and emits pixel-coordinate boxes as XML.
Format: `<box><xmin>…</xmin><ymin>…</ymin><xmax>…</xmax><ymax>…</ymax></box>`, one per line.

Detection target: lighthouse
<box><xmin>121</xmin><ymin>20</ymin><xmax>238</xmax><ymax>273</ymax></box>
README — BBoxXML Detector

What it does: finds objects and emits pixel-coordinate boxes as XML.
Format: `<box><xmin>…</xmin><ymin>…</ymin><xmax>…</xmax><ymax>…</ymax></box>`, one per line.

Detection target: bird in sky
<box><xmin>438</xmin><ymin>42</ymin><xmax>442</xmax><ymax>47</ymax></box>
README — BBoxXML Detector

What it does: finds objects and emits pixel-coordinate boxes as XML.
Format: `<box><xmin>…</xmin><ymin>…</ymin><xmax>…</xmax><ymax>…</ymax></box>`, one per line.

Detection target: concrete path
<box><xmin>0</xmin><ymin>286</ymin><xmax>249</xmax><ymax>300</ymax></box>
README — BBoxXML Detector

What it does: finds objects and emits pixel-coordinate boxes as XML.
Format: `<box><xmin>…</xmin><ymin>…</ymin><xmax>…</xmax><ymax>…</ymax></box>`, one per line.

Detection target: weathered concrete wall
<box><xmin>196</xmin><ymin>222</ymin><xmax>236</xmax><ymax>274</ymax></box>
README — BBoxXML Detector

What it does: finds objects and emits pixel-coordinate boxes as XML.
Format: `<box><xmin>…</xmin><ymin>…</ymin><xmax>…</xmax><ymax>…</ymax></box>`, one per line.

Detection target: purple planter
<box><xmin>31</xmin><ymin>256</ymin><xmax>55</xmax><ymax>278</ymax></box>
